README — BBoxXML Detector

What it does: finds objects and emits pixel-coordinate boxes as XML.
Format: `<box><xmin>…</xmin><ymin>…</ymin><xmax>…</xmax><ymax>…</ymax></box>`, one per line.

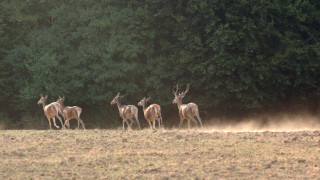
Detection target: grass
<box><xmin>0</xmin><ymin>129</ymin><xmax>320</xmax><ymax>179</ymax></box>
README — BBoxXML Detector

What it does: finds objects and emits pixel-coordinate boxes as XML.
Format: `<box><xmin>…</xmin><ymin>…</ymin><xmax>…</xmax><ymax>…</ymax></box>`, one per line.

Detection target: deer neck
<box><xmin>142</xmin><ymin>103</ymin><xmax>147</xmax><ymax>112</ymax></box>
<box><xmin>116</xmin><ymin>101</ymin><xmax>123</xmax><ymax>112</ymax></box>
<box><xmin>60</xmin><ymin>103</ymin><xmax>65</xmax><ymax>110</ymax></box>
<box><xmin>176</xmin><ymin>99</ymin><xmax>183</xmax><ymax>109</ymax></box>
<box><xmin>41</xmin><ymin>101</ymin><xmax>46</xmax><ymax>110</ymax></box>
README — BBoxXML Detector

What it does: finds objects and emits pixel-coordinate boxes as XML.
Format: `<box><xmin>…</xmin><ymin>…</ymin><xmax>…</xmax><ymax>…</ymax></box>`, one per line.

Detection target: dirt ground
<box><xmin>0</xmin><ymin>129</ymin><xmax>320</xmax><ymax>179</ymax></box>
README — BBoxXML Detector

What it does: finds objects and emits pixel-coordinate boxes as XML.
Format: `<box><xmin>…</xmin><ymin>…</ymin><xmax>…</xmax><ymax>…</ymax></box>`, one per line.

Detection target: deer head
<box><xmin>172</xmin><ymin>84</ymin><xmax>189</xmax><ymax>104</ymax></box>
<box><xmin>38</xmin><ymin>94</ymin><xmax>48</xmax><ymax>104</ymax></box>
<box><xmin>110</xmin><ymin>92</ymin><xmax>124</xmax><ymax>105</ymax></box>
<box><xmin>56</xmin><ymin>95</ymin><xmax>65</xmax><ymax>106</ymax></box>
<box><xmin>138</xmin><ymin>97</ymin><xmax>151</xmax><ymax>107</ymax></box>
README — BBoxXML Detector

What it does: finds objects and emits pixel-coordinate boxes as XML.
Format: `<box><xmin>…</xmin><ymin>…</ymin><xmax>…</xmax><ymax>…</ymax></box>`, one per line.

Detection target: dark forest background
<box><xmin>0</xmin><ymin>0</ymin><xmax>319</xmax><ymax>129</ymax></box>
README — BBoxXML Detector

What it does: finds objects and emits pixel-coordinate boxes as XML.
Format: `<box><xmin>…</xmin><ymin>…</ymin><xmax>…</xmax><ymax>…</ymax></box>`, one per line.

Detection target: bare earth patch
<box><xmin>0</xmin><ymin>129</ymin><xmax>319</xmax><ymax>179</ymax></box>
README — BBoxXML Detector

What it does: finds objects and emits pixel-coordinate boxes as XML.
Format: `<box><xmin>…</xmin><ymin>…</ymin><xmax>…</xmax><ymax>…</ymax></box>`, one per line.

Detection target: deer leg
<box><xmin>134</xmin><ymin>114</ymin><xmax>141</xmax><ymax>130</ymax></box>
<box><xmin>122</xmin><ymin>119</ymin><xmax>131</xmax><ymax>130</ymax></box>
<box><xmin>124</xmin><ymin>119</ymin><xmax>131</xmax><ymax>130</ymax></box>
<box><xmin>56</xmin><ymin>115</ymin><xmax>65</xmax><ymax>129</ymax></box>
<box><xmin>128</xmin><ymin>119</ymin><xmax>134</xmax><ymax>127</ymax></box>
<box><xmin>122</xmin><ymin>119</ymin><xmax>130</xmax><ymax>130</ymax></box>
<box><xmin>159</xmin><ymin>114</ymin><xmax>164</xmax><ymax>129</ymax></box>
<box><xmin>150</xmin><ymin>115</ymin><xmax>158</xmax><ymax>129</ymax></box>
<box><xmin>148</xmin><ymin>121</ymin><xmax>153</xmax><ymax>130</ymax></box>
<box><xmin>127</xmin><ymin>119</ymin><xmax>134</xmax><ymax>130</ymax></box>
<box><xmin>77</xmin><ymin>119</ymin><xmax>80</xmax><ymax>129</ymax></box>
<box><xmin>196</xmin><ymin>113</ymin><xmax>203</xmax><ymax>128</ymax></box>
<box><xmin>156</xmin><ymin>118</ymin><xmax>161</xmax><ymax>129</ymax></box>
<box><xmin>190</xmin><ymin>116</ymin><xmax>198</xmax><ymax>128</ymax></box>
<box><xmin>58</xmin><ymin>111</ymin><xmax>65</xmax><ymax>121</ymax></box>
<box><xmin>52</xmin><ymin>117</ymin><xmax>60</xmax><ymax>128</ymax></box>
<box><xmin>152</xmin><ymin>115</ymin><xmax>161</xmax><ymax>129</ymax></box>
<box><xmin>58</xmin><ymin>111</ymin><xmax>66</xmax><ymax>128</ymax></box>
<box><xmin>77</xmin><ymin>118</ymin><xmax>85</xmax><ymax>130</ymax></box>
<box><xmin>122</xmin><ymin>120</ymin><xmax>125</xmax><ymax>130</ymax></box>
<box><xmin>178</xmin><ymin>117</ymin><xmax>184</xmax><ymax>129</ymax></box>
<box><xmin>67</xmin><ymin>120</ymin><xmax>71</xmax><ymax>129</ymax></box>
<box><xmin>152</xmin><ymin>120</ymin><xmax>156</xmax><ymax>129</ymax></box>
<box><xmin>64</xmin><ymin>119</ymin><xmax>70</xmax><ymax>129</ymax></box>
<box><xmin>47</xmin><ymin>117</ymin><xmax>52</xmax><ymax>130</ymax></box>
<box><xmin>187</xmin><ymin>118</ymin><xmax>191</xmax><ymax>130</ymax></box>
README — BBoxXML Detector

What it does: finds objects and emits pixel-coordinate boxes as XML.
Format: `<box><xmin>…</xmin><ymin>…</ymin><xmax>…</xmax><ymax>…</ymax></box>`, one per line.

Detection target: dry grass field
<box><xmin>1</xmin><ymin>129</ymin><xmax>320</xmax><ymax>179</ymax></box>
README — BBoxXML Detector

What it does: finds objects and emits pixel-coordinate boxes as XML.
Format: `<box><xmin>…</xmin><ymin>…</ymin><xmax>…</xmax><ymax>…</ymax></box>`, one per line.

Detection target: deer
<box><xmin>138</xmin><ymin>97</ymin><xmax>163</xmax><ymax>130</ymax></box>
<box><xmin>110</xmin><ymin>92</ymin><xmax>141</xmax><ymax>130</ymax></box>
<box><xmin>56</xmin><ymin>96</ymin><xmax>85</xmax><ymax>130</ymax></box>
<box><xmin>37</xmin><ymin>94</ymin><xmax>65</xmax><ymax>129</ymax></box>
<box><xmin>172</xmin><ymin>84</ymin><xmax>203</xmax><ymax>129</ymax></box>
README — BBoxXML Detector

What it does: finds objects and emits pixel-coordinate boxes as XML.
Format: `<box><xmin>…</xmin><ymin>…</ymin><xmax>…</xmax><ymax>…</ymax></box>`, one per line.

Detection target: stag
<box><xmin>172</xmin><ymin>84</ymin><xmax>203</xmax><ymax>129</ymax></box>
<box><xmin>37</xmin><ymin>94</ymin><xmax>65</xmax><ymax>129</ymax></box>
<box><xmin>138</xmin><ymin>97</ymin><xmax>163</xmax><ymax>130</ymax></box>
<box><xmin>111</xmin><ymin>92</ymin><xmax>141</xmax><ymax>130</ymax></box>
<box><xmin>56</xmin><ymin>96</ymin><xmax>85</xmax><ymax>130</ymax></box>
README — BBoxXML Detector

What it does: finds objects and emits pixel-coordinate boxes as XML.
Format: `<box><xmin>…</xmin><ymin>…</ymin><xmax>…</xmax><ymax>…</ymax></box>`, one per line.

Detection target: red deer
<box><xmin>138</xmin><ymin>97</ymin><xmax>163</xmax><ymax>130</ymax></box>
<box><xmin>111</xmin><ymin>92</ymin><xmax>141</xmax><ymax>130</ymax></box>
<box><xmin>37</xmin><ymin>94</ymin><xmax>65</xmax><ymax>129</ymax></box>
<box><xmin>172</xmin><ymin>84</ymin><xmax>203</xmax><ymax>129</ymax></box>
<box><xmin>56</xmin><ymin>96</ymin><xmax>85</xmax><ymax>130</ymax></box>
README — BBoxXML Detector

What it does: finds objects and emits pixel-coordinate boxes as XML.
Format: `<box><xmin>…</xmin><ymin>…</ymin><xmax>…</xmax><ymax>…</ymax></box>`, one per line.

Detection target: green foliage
<box><xmin>1</xmin><ymin>0</ymin><xmax>320</xmax><ymax>128</ymax></box>
<box><xmin>0</xmin><ymin>0</ymin><xmax>64</xmax><ymax>124</ymax></box>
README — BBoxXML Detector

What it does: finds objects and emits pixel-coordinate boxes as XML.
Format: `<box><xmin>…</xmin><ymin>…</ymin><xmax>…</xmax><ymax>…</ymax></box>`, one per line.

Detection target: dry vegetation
<box><xmin>0</xmin><ymin>129</ymin><xmax>320</xmax><ymax>179</ymax></box>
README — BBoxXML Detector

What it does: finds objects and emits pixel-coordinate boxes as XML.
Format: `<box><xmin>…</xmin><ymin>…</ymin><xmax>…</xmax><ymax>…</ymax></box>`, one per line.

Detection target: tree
<box><xmin>2</xmin><ymin>0</ymin><xmax>320</xmax><ymax>128</ymax></box>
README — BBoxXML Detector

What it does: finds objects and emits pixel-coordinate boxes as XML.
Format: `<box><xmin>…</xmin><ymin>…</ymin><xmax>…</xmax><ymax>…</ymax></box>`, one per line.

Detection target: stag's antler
<box><xmin>178</xmin><ymin>84</ymin><xmax>189</xmax><ymax>97</ymax></box>
<box><xmin>172</xmin><ymin>84</ymin><xmax>179</xmax><ymax>96</ymax></box>
<box><xmin>184</xmin><ymin>84</ymin><xmax>190</xmax><ymax>94</ymax></box>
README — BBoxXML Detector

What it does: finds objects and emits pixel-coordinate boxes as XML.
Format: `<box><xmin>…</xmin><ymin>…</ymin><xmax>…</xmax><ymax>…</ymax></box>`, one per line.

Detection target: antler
<box><xmin>40</xmin><ymin>94</ymin><xmax>47</xmax><ymax>98</ymax></box>
<box><xmin>172</xmin><ymin>84</ymin><xmax>179</xmax><ymax>96</ymax></box>
<box><xmin>116</xmin><ymin>92</ymin><xmax>124</xmax><ymax>98</ymax></box>
<box><xmin>185</xmin><ymin>84</ymin><xmax>190</xmax><ymax>94</ymax></box>
<box><xmin>179</xmin><ymin>84</ymin><xmax>190</xmax><ymax>97</ymax></box>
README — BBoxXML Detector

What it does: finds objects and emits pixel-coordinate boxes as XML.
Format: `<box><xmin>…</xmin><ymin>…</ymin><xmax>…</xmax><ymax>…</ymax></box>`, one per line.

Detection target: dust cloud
<box><xmin>205</xmin><ymin>113</ymin><xmax>320</xmax><ymax>132</ymax></box>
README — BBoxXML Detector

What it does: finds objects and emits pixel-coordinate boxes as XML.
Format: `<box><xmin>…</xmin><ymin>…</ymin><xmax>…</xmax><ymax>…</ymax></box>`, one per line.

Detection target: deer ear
<box><xmin>62</xmin><ymin>95</ymin><xmax>65</xmax><ymax>100</ymax></box>
<box><xmin>117</xmin><ymin>92</ymin><xmax>120</xmax><ymax>96</ymax></box>
<box><xmin>146</xmin><ymin>97</ymin><xmax>151</xmax><ymax>101</ymax></box>
<box><xmin>45</xmin><ymin>95</ymin><xmax>48</xmax><ymax>99</ymax></box>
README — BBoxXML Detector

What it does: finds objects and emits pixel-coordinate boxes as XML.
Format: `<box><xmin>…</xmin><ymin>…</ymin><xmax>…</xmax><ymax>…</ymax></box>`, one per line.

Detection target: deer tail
<box><xmin>157</xmin><ymin>105</ymin><xmax>163</xmax><ymax>127</ymax></box>
<box><xmin>76</xmin><ymin>107</ymin><xmax>82</xmax><ymax>117</ymax></box>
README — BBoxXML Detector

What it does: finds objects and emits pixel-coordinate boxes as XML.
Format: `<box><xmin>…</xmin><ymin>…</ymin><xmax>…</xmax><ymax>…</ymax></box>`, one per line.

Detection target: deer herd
<box><xmin>38</xmin><ymin>84</ymin><xmax>203</xmax><ymax>130</ymax></box>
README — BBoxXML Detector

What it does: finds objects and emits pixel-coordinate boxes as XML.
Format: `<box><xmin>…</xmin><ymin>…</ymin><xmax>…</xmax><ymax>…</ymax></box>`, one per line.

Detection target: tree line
<box><xmin>0</xmin><ymin>0</ymin><xmax>319</xmax><ymax>129</ymax></box>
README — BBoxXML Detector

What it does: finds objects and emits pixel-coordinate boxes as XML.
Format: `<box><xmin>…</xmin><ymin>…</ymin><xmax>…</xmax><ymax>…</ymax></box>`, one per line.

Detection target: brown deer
<box><xmin>172</xmin><ymin>84</ymin><xmax>203</xmax><ymax>129</ymax></box>
<box><xmin>138</xmin><ymin>97</ymin><xmax>163</xmax><ymax>130</ymax></box>
<box><xmin>37</xmin><ymin>94</ymin><xmax>65</xmax><ymax>129</ymax></box>
<box><xmin>111</xmin><ymin>92</ymin><xmax>141</xmax><ymax>130</ymax></box>
<box><xmin>56</xmin><ymin>96</ymin><xmax>85</xmax><ymax>130</ymax></box>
